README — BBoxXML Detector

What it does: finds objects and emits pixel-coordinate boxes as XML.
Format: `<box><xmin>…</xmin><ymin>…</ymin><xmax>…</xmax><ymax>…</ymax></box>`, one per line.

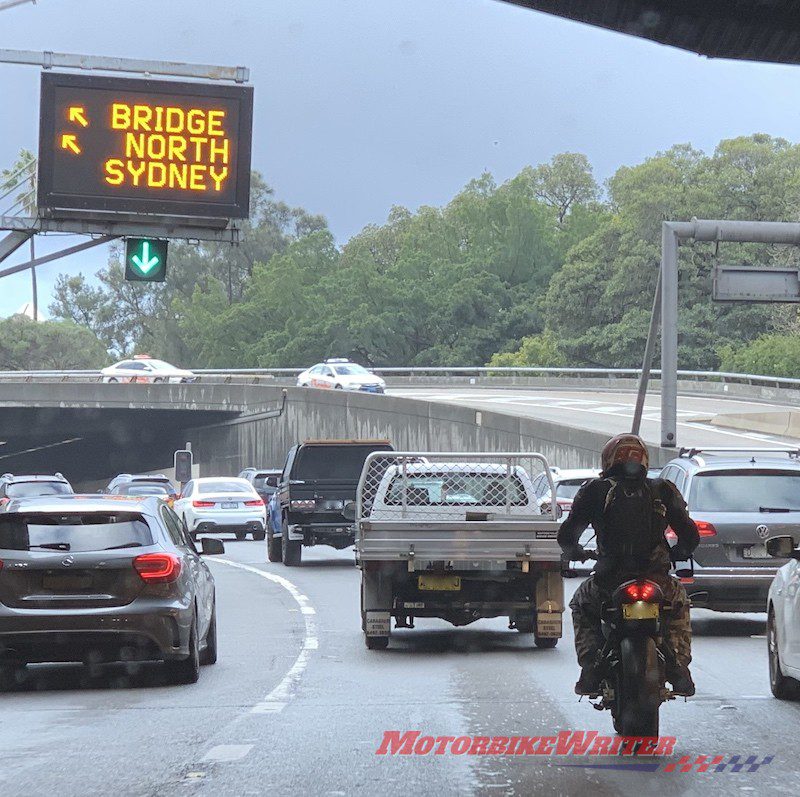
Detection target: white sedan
<box><xmin>173</xmin><ymin>477</ymin><xmax>267</xmax><ymax>541</ymax></box>
<box><xmin>767</xmin><ymin>535</ymin><xmax>800</xmax><ymax>699</ymax></box>
<box><xmin>101</xmin><ymin>357</ymin><xmax>195</xmax><ymax>384</ymax></box>
<box><xmin>296</xmin><ymin>360</ymin><xmax>385</xmax><ymax>393</ymax></box>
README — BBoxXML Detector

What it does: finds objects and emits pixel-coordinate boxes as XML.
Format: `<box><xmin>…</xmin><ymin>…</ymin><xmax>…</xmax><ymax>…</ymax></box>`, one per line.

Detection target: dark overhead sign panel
<box><xmin>38</xmin><ymin>72</ymin><xmax>254</xmax><ymax>219</ymax></box>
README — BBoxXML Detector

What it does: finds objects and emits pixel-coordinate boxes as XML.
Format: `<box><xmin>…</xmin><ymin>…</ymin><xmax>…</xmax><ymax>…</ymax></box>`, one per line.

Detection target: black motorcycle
<box><xmin>565</xmin><ymin>551</ymin><xmax>692</xmax><ymax>737</ymax></box>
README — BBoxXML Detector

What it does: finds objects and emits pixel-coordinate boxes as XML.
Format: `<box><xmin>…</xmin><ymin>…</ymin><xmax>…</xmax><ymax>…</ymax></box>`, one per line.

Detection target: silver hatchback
<box><xmin>660</xmin><ymin>448</ymin><xmax>800</xmax><ymax>612</ymax></box>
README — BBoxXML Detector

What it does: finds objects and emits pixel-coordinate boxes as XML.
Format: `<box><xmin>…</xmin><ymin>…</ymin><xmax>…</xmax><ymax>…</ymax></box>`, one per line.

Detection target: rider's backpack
<box><xmin>599</xmin><ymin>478</ymin><xmax>668</xmax><ymax>560</ymax></box>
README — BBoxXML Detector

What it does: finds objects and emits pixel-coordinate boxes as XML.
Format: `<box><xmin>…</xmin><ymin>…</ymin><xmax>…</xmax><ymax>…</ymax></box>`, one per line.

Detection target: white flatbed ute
<box><xmin>356</xmin><ymin>452</ymin><xmax>565</xmax><ymax>650</ymax></box>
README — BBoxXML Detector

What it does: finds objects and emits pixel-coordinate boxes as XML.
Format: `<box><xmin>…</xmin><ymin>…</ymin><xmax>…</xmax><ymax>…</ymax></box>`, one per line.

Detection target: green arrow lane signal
<box><xmin>125</xmin><ymin>238</ymin><xmax>168</xmax><ymax>282</ymax></box>
<box><xmin>132</xmin><ymin>241</ymin><xmax>160</xmax><ymax>274</ymax></box>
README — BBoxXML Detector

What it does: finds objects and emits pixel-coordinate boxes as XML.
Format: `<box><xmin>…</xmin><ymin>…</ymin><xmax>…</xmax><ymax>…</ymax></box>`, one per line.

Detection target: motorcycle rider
<box><xmin>557</xmin><ymin>433</ymin><xmax>699</xmax><ymax>697</ymax></box>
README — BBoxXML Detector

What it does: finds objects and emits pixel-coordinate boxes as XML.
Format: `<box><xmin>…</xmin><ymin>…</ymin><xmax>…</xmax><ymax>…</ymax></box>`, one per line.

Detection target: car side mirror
<box><xmin>767</xmin><ymin>535</ymin><xmax>800</xmax><ymax>559</ymax></box>
<box><xmin>266</xmin><ymin>476</ymin><xmax>279</xmax><ymax>488</ymax></box>
<box><xmin>200</xmin><ymin>538</ymin><xmax>225</xmax><ymax>555</ymax></box>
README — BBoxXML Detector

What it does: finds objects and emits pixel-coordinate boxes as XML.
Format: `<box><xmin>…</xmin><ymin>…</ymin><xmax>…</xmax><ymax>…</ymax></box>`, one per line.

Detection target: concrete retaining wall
<box><xmin>186</xmin><ymin>387</ymin><xmax>676</xmax><ymax>476</ymax></box>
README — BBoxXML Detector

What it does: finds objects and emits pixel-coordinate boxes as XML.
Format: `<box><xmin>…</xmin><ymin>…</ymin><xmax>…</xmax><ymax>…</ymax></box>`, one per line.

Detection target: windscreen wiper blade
<box><xmin>759</xmin><ymin>506</ymin><xmax>794</xmax><ymax>513</ymax></box>
<box><xmin>104</xmin><ymin>542</ymin><xmax>143</xmax><ymax>550</ymax></box>
<box><xmin>30</xmin><ymin>543</ymin><xmax>71</xmax><ymax>550</ymax></box>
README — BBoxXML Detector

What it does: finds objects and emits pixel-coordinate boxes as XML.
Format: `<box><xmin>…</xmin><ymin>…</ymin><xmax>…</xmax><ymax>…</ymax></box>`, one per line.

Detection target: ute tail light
<box><xmin>623</xmin><ymin>581</ymin><xmax>659</xmax><ymax>603</ymax></box>
<box><xmin>244</xmin><ymin>498</ymin><xmax>264</xmax><ymax>507</ymax></box>
<box><xmin>133</xmin><ymin>553</ymin><xmax>182</xmax><ymax>583</ymax></box>
<box><xmin>695</xmin><ymin>520</ymin><xmax>717</xmax><ymax>537</ymax></box>
<box><xmin>665</xmin><ymin>526</ymin><xmax>677</xmax><ymax>541</ymax></box>
<box><xmin>193</xmin><ymin>500</ymin><xmax>215</xmax><ymax>508</ymax></box>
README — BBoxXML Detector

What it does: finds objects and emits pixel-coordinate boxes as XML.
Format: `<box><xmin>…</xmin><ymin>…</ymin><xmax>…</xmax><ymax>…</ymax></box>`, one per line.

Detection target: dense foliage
<box><xmin>46</xmin><ymin>134</ymin><xmax>800</xmax><ymax>375</ymax></box>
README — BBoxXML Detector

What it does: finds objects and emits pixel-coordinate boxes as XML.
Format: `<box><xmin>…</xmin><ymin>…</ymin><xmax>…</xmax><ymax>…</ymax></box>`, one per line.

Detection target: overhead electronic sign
<box><xmin>38</xmin><ymin>72</ymin><xmax>254</xmax><ymax>219</ymax></box>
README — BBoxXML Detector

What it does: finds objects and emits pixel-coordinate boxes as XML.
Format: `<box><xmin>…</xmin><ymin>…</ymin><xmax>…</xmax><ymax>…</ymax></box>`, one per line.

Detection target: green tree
<box><xmin>488</xmin><ymin>332</ymin><xmax>566</xmax><ymax>367</ymax></box>
<box><xmin>719</xmin><ymin>334</ymin><xmax>800</xmax><ymax>378</ymax></box>
<box><xmin>0</xmin><ymin>315</ymin><xmax>108</xmax><ymax>370</ymax></box>
<box><xmin>525</xmin><ymin>153</ymin><xmax>599</xmax><ymax>224</ymax></box>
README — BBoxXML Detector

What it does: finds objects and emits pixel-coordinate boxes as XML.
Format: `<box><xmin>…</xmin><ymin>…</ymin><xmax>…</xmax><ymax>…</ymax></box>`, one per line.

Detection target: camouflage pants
<box><xmin>569</xmin><ymin>574</ymin><xmax>692</xmax><ymax>669</ymax></box>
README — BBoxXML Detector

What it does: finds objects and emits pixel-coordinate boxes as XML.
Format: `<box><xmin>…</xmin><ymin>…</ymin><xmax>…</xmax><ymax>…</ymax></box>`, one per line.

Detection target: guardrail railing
<box><xmin>0</xmin><ymin>366</ymin><xmax>798</xmax><ymax>389</ymax></box>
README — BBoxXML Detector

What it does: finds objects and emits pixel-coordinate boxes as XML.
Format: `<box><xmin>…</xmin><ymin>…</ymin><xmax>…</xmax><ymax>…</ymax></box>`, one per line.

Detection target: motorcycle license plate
<box><xmin>221</xmin><ymin>502</ymin><xmax>238</xmax><ymax>509</ymax></box>
<box><xmin>622</xmin><ymin>602</ymin><xmax>659</xmax><ymax>620</ymax></box>
<box><xmin>418</xmin><ymin>574</ymin><xmax>461</xmax><ymax>591</ymax></box>
<box><xmin>743</xmin><ymin>544</ymin><xmax>770</xmax><ymax>559</ymax></box>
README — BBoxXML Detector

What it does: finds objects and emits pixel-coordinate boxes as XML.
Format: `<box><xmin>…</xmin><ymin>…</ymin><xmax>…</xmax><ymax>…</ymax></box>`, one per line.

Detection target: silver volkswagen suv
<box><xmin>660</xmin><ymin>448</ymin><xmax>800</xmax><ymax>613</ymax></box>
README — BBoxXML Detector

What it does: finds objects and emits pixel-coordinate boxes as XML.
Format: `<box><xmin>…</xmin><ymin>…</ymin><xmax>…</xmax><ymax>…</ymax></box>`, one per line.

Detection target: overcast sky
<box><xmin>2</xmin><ymin>0</ymin><xmax>800</xmax><ymax>318</ymax></box>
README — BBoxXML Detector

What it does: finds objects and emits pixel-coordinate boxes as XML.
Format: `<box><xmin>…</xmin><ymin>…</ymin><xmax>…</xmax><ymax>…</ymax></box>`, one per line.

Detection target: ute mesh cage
<box><xmin>356</xmin><ymin>452</ymin><xmax>560</xmax><ymax>522</ymax></box>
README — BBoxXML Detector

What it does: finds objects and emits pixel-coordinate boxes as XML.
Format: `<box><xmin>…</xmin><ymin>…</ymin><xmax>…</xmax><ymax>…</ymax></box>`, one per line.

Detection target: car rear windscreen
<box><xmin>198</xmin><ymin>481</ymin><xmax>251</xmax><ymax>494</ymax></box>
<box><xmin>690</xmin><ymin>470</ymin><xmax>800</xmax><ymax>513</ymax></box>
<box><xmin>0</xmin><ymin>513</ymin><xmax>154</xmax><ymax>552</ymax></box>
<box><xmin>555</xmin><ymin>479</ymin><xmax>588</xmax><ymax>499</ymax></box>
<box><xmin>120</xmin><ymin>484</ymin><xmax>170</xmax><ymax>496</ymax></box>
<box><xmin>292</xmin><ymin>445</ymin><xmax>392</xmax><ymax>481</ymax></box>
<box><xmin>7</xmin><ymin>482</ymin><xmax>72</xmax><ymax>498</ymax></box>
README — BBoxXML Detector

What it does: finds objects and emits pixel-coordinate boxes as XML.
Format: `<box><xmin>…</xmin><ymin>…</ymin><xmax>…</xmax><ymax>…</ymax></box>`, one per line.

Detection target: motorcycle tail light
<box><xmin>623</xmin><ymin>581</ymin><xmax>659</xmax><ymax>603</ymax></box>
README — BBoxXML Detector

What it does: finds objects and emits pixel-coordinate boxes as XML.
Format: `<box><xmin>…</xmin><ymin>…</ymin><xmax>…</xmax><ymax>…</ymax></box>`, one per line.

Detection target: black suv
<box><xmin>269</xmin><ymin>439</ymin><xmax>393</xmax><ymax>566</ymax></box>
<box><xmin>0</xmin><ymin>473</ymin><xmax>74</xmax><ymax>507</ymax></box>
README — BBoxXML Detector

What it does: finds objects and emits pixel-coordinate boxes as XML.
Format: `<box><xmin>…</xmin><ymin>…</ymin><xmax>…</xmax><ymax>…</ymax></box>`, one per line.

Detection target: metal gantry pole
<box><xmin>631</xmin><ymin>269</ymin><xmax>661</xmax><ymax>436</ymax></box>
<box><xmin>660</xmin><ymin>223</ymin><xmax>679</xmax><ymax>448</ymax></box>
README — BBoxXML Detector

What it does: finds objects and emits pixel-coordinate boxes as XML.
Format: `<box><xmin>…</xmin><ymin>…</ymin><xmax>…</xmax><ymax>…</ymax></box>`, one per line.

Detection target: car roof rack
<box><xmin>302</xmin><ymin>439</ymin><xmax>392</xmax><ymax>445</ymax></box>
<box><xmin>679</xmin><ymin>446</ymin><xmax>800</xmax><ymax>459</ymax></box>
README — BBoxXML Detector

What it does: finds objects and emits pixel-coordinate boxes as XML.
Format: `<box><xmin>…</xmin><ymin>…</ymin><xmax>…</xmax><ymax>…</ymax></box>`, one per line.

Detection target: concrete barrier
<box><xmin>185</xmin><ymin>387</ymin><xmax>677</xmax><ymax>476</ymax></box>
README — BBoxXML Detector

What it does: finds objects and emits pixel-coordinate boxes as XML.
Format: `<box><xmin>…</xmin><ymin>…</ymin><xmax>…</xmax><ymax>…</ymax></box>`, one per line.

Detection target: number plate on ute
<box><xmin>622</xmin><ymin>602</ymin><xmax>659</xmax><ymax>620</ymax></box>
<box><xmin>743</xmin><ymin>544</ymin><xmax>770</xmax><ymax>559</ymax></box>
<box><xmin>418</xmin><ymin>574</ymin><xmax>461</xmax><ymax>591</ymax></box>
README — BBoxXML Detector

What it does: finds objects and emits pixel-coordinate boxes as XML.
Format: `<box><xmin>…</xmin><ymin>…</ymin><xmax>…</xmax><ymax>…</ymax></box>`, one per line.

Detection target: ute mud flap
<box><xmin>365</xmin><ymin>612</ymin><xmax>391</xmax><ymax>637</ymax></box>
<box><xmin>536</xmin><ymin>571</ymin><xmax>565</xmax><ymax>638</ymax></box>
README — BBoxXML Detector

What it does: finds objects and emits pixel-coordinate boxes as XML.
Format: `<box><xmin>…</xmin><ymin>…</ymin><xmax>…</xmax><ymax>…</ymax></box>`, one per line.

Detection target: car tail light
<box><xmin>665</xmin><ymin>525</ymin><xmax>677</xmax><ymax>541</ymax></box>
<box><xmin>133</xmin><ymin>553</ymin><xmax>181</xmax><ymax>583</ymax></box>
<box><xmin>193</xmin><ymin>500</ymin><xmax>215</xmax><ymax>508</ymax></box>
<box><xmin>0</xmin><ymin>497</ymin><xmax>8</xmax><ymax>507</ymax></box>
<box><xmin>244</xmin><ymin>499</ymin><xmax>264</xmax><ymax>507</ymax></box>
<box><xmin>623</xmin><ymin>582</ymin><xmax>658</xmax><ymax>602</ymax></box>
<box><xmin>695</xmin><ymin>520</ymin><xmax>717</xmax><ymax>537</ymax></box>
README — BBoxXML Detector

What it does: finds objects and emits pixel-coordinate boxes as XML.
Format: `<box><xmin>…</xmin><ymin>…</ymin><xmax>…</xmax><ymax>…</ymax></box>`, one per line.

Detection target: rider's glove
<box><xmin>670</xmin><ymin>545</ymin><xmax>691</xmax><ymax>563</ymax></box>
<box><xmin>561</xmin><ymin>544</ymin><xmax>586</xmax><ymax>563</ymax></box>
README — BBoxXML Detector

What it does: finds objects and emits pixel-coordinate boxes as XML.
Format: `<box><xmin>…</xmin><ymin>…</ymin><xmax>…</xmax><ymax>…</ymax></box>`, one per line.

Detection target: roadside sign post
<box><xmin>174</xmin><ymin>448</ymin><xmax>193</xmax><ymax>490</ymax></box>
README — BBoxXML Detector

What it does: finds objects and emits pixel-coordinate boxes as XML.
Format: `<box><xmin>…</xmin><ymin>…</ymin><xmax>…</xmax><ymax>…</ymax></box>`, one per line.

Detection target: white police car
<box><xmin>296</xmin><ymin>359</ymin><xmax>386</xmax><ymax>394</ymax></box>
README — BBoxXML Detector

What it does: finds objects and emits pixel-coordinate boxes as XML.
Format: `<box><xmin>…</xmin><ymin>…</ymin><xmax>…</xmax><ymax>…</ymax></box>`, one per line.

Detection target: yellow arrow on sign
<box><xmin>61</xmin><ymin>134</ymin><xmax>81</xmax><ymax>155</ymax></box>
<box><xmin>68</xmin><ymin>106</ymin><xmax>89</xmax><ymax>127</ymax></box>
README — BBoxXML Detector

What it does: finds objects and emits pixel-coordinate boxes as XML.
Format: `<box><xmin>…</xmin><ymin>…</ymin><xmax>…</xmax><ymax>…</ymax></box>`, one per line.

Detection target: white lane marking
<box><xmin>212</xmin><ymin>559</ymin><xmax>318</xmax><ymax>715</ymax></box>
<box><xmin>202</xmin><ymin>744</ymin><xmax>254</xmax><ymax>762</ymax></box>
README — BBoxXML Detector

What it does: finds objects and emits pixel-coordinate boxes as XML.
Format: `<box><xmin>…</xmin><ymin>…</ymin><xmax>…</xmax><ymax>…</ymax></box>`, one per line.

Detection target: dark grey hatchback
<box><xmin>0</xmin><ymin>495</ymin><xmax>223</xmax><ymax>687</ymax></box>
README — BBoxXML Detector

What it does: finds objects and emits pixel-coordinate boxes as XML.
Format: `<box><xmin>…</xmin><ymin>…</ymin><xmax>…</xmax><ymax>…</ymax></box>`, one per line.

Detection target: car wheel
<box><xmin>107</xmin><ymin>377</ymin><xmax>118</xmax><ymax>383</ymax></box>
<box><xmin>267</xmin><ymin>523</ymin><xmax>283</xmax><ymax>562</ymax></box>
<box><xmin>334</xmin><ymin>384</ymin><xmax>343</xmax><ymax>390</ymax></box>
<box><xmin>199</xmin><ymin>600</ymin><xmax>218</xmax><ymax>666</ymax></box>
<box><xmin>281</xmin><ymin>516</ymin><xmax>302</xmax><ymax>566</ymax></box>
<box><xmin>769</xmin><ymin>608</ymin><xmax>800</xmax><ymax>699</ymax></box>
<box><xmin>153</xmin><ymin>377</ymin><xmax>164</xmax><ymax>383</ymax></box>
<box><xmin>235</xmin><ymin>530</ymin><xmax>247</xmax><ymax>541</ymax></box>
<box><xmin>534</xmin><ymin>636</ymin><xmax>558</xmax><ymax>649</ymax></box>
<box><xmin>252</xmin><ymin>527</ymin><xmax>266</xmax><ymax>541</ymax></box>
<box><xmin>365</xmin><ymin>635</ymin><xmax>389</xmax><ymax>650</ymax></box>
<box><xmin>165</xmin><ymin>613</ymin><xmax>200</xmax><ymax>685</ymax></box>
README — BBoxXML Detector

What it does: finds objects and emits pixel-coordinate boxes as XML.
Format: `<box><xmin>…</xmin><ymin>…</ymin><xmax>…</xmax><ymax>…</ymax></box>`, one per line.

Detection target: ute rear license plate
<box><xmin>743</xmin><ymin>544</ymin><xmax>770</xmax><ymax>559</ymax></box>
<box><xmin>42</xmin><ymin>574</ymin><xmax>92</xmax><ymax>591</ymax></box>
<box><xmin>418</xmin><ymin>574</ymin><xmax>461</xmax><ymax>591</ymax></box>
<box><xmin>221</xmin><ymin>502</ymin><xmax>238</xmax><ymax>509</ymax></box>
